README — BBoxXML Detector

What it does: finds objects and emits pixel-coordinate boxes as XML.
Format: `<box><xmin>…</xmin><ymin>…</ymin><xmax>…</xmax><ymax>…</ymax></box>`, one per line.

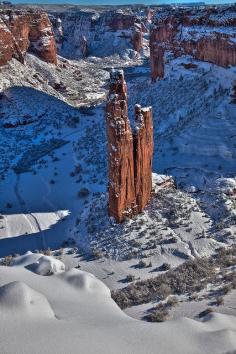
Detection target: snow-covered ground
<box><xmin>0</xmin><ymin>35</ymin><xmax>236</xmax><ymax>352</ymax></box>
<box><xmin>1</xmin><ymin>252</ymin><xmax>236</xmax><ymax>354</ymax></box>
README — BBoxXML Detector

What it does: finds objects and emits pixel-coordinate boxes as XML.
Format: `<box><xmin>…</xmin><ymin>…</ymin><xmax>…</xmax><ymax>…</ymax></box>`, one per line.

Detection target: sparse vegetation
<box><xmin>216</xmin><ymin>296</ymin><xmax>224</xmax><ymax>306</ymax></box>
<box><xmin>13</xmin><ymin>139</ymin><xmax>68</xmax><ymax>174</ymax></box>
<box><xmin>112</xmin><ymin>245</ymin><xmax>236</xmax><ymax>309</ymax></box>
<box><xmin>1</xmin><ymin>255</ymin><xmax>13</xmax><ymax>266</ymax></box>
<box><xmin>162</xmin><ymin>262</ymin><xmax>171</xmax><ymax>271</ymax></box>
<box><xmin>145</xmin><ymin>296</ymin><xmax>179</xmax><ymax>322</ymax></box>
<box><xmin>125</xmin><ymin>274</ymin><xmax>135</xmax><ymax>282</ymax></box>
<box><xmin>198</xmin><ymin>308</ymin><xmax>213</xmax><ymax>318</ymax></box>
<box><xmin>43</xmin><ymin>248</ymin><xmax>52</xmax><ymax>256</ymax></box>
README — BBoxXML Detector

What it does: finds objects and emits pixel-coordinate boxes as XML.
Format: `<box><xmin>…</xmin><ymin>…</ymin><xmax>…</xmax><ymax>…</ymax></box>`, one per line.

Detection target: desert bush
<box><xmin>43</xmin><ymin>248</ymin><xmax>52</xmax><ymax>256</ymax></box>
<box><xmin>216</xmin><ymin>296</ymin><xmax>224</xmax><ymax>306</ymax></box>
<box><xmin>126</xmin><ymin>274</ymin><xmax>135</xmax><ymax>282</ymax></box>
<box><xmin>145</xmin><ymin>303</ymin><xmax>169</xmax><ymax>322</ymax></box>
<box><xmin>159</xmin><ymin>284</ymin><xmax>172</xmax><ymax>300</ymax></box>
<box><xmin>167</xmin><ymin>296</ymin><xmax>179</xmax><ymax>307</ymax></box>
<box><xmin>78</xmin><ymin>188</ymin><xmax>90</xmax><ymax>198</ymax></box>
<box><xmin>138</xmin><ymin>260</ymin><xmax>148</xmax><ymax>268</ymax></box>
<box><xmin>198</xmin><ymin>308</ymin><xmax>213</xmax><ymax>318</ymax></box>
<box><xmin>92</xmin><ymin>248</ymin><xmax>103</xmax><ymax>259</ymax></box>
<box><xmin>58</xmin><ymin>248</ymin><xmax>64</xmax><ymax>256</ymax></box>
<box><xmin>220</xmin><ymin>284</ymin><xmax>232</xmax><ymax>295</ymax></box>
<box><xmin>190</xmin><ymin>292</ymin><xmax>198</xmax><ymax>301</ymax></box>
<box><xmin>1</xmin><ymin>255</ymin><xmax>13</xmax><ymax>266</ymax></box>
<box><xmin>162</xmin><ymin>262</ymin><xmax>171</xmax><ymax>271</ymax></box>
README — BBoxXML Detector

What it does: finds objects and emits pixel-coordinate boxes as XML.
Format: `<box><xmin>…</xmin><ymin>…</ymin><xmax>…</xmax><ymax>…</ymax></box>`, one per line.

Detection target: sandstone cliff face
<box><xmin>150</xmin><ymin>6</ymin><xmax>236</xmax><ymax>80</ymax></box>
<box><xmin>131</xmin><ymin>23</ymin><xmax>143</xmax><ymax>53</ymax></box>
<box><xmin>182</xmin><ymin>35</ymin><xmax>236</xmax><ymax>68</ymax></box>
<box><xmin>106</xmin><ymin>70</ymin><xmax>153</xmax><ymax>222</ymax></box>
<box><xmin>150</xmin><ymin>40</ymin><xmax>165</xmax><ymax>80</ymax></box>
<box><xmin>49</xmin><ymin>9</ymin><xmax>146</xmax><ymax>59</ymax></box>
<box><xmin>0</xmin><ymin>8</ymin><xmax>57</xmax><ymax>67</ymax></box>
<box><xmin>0</xmin><ymin>18</ymin><xmax>22</xmax><ymax>66</ymax></box>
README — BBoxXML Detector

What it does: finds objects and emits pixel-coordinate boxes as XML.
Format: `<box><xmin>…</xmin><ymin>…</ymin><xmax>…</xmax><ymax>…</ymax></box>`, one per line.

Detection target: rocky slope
<box><xmin>150</xmin><ymin>5</ymin><xmax>236</xmax><ymax>80</ymax></box>
<box><xmin>0</xmin><ymin>7</ymin><xmax>57</xmax><ymax>66</ymax></box>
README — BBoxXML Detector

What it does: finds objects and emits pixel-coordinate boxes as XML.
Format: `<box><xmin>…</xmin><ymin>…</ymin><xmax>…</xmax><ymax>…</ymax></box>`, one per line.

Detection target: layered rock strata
<box><xmin>106</xmin><ymin>70</ymin><xmax>153</xmax><ymax>222</ymax></box>
<box><xmin>150</xmin><ymin>5</ymin><xmax>236</xmax><ymax>80</ymax></box>
<box><xmin>0</xmin><ymin>8</ymin><xmax>57</xmax><ymax>66</ymax></box>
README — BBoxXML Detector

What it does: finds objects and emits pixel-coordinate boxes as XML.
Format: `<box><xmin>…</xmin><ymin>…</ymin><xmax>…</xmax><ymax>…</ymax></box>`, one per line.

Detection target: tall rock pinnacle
<box><xmin>106</xmin><ymin>69</ymin><xmax>153</xmax><ymax>223</ymax></box>
<box><xmin>106</xmin><ymin>70</ymin><xmax>136</xmax><ymax>222</ymax></box>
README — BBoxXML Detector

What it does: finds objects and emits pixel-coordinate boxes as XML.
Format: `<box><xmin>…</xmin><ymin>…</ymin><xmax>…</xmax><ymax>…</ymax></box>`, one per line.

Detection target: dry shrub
<box><xmin>1</xmin><ymin>255</ymin><xmax>13</xmax><ymax>266</ymax></box>
<box><xmin>112</xmin><ymin>257</ymin><xmax>215</xmax><ymax>309</ymax></box>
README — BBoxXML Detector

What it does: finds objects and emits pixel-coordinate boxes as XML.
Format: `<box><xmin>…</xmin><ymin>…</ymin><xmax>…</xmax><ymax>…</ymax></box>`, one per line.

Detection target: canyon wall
<box><xmin>150</xmin><ymin>5</ymin><xmax>236</xmax><ymax>80</ymax></box>
<box><xmin>0</xmin><ymin>8</ymin><xmax>57</xmax><ymax>66</ymax></box>
<box><xmin>106</xmin><ymin>69</ymin><xmax>153</xmax><ymax>223</ymax></box>
<box><xmin>49</xmin><ymin>8</ymin><xmax>147</xmax><ymax>59</ymax></box>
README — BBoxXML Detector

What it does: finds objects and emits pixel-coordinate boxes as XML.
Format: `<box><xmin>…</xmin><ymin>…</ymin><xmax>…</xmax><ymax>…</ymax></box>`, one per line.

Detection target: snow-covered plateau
<box><xmin>0</xmin><ymin>3</ymin><xmax>236</xmax><ymax>354</ymax></box>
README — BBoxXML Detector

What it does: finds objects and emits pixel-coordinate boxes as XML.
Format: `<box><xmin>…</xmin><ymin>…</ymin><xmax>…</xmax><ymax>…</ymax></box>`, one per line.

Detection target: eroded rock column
<box><xmin>106</xmin><ymin>70</ymin><xmax>154</xmax><ymax>222</ymax></box>
<box><xmin>106</xmin><ymin>69</ymin><xmax>136</xmax><ymax>223</ymax></box>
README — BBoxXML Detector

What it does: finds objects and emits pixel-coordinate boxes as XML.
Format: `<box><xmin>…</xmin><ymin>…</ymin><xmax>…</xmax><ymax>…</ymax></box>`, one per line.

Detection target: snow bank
<box><xmin>28</xmin><ymin>255</ymin><xmax>65</xmax><ymax>276</ymax></box>
<box><xmin>59</xmin><ymin>268</ymin><xmax>110</xmax><ymax>296</ymax></box>
<box><xmin>0</xmin><ymin>257</ymin><xmax>236</xmax><ymax>354</ymax></box>
<box><xmin>12</xmin><ymin>251</ymin><xmax>43</xmax><ymax>266</ymax></box>
<box><xmin>0</xmin><ymin>281</ymin><xmax>55</xmax><ymax>318</ymax></box>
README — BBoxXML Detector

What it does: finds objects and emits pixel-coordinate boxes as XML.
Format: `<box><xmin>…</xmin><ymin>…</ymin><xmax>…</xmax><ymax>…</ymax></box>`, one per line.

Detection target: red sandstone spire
<box><xmin>106</xmin><ymin>70</ymin><xmax>154</xmax><ymax>223</ymax></box>
<box><xmin>106</xmin><ymin>69</ymin><xmax>136</xmax><ymax>223</ymax></box>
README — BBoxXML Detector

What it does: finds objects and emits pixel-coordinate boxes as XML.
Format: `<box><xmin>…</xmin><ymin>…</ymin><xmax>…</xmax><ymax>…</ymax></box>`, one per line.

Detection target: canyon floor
<box><xmin>0</xmin><ymin>12</ymin><xmax>236</xmax><ymax>353</ymax></box>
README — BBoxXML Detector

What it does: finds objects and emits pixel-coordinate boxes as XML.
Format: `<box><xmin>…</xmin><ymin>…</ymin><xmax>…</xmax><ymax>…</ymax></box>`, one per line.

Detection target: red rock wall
<box><xmin>182</xmin><ymin>35</ymin><xmax>236</xmax><ymax>68</ymax></box>
<box><xmin>106</xmin><ymin>70</ymin><xmax>154</xmax><ymax>222</ymax></box>
<box><xmin>108</xmin><ymin>14</ymin><xmax>144</xmax><ymax>53</ymax></box>
<box><xmin>150</xmin><ymin>41</ymin><xmax>165</xmax><ymax>80</ymax></box>
<box><xmin>107</xmin><ymin>13</ymin><xmax>137</xmax><ymax>31</ymax></box>
<box><xmin>0</xmin><ymin>18</ymin><xmax>24</xmax><ymax>66</ymax></box>
<box><xmin>131</xmin><ymin>24</ymin><xmax>143</xmax><ymax>53</ymax></box>
<box><xmin>150</xmin><ymin>6</ymin><xmax>236</xmax><ymax>80</ymax></box>
<box><xmin>0</xmin><ymin>9</ymin><xmax>57</xmax><ymax>66</ymax></box>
